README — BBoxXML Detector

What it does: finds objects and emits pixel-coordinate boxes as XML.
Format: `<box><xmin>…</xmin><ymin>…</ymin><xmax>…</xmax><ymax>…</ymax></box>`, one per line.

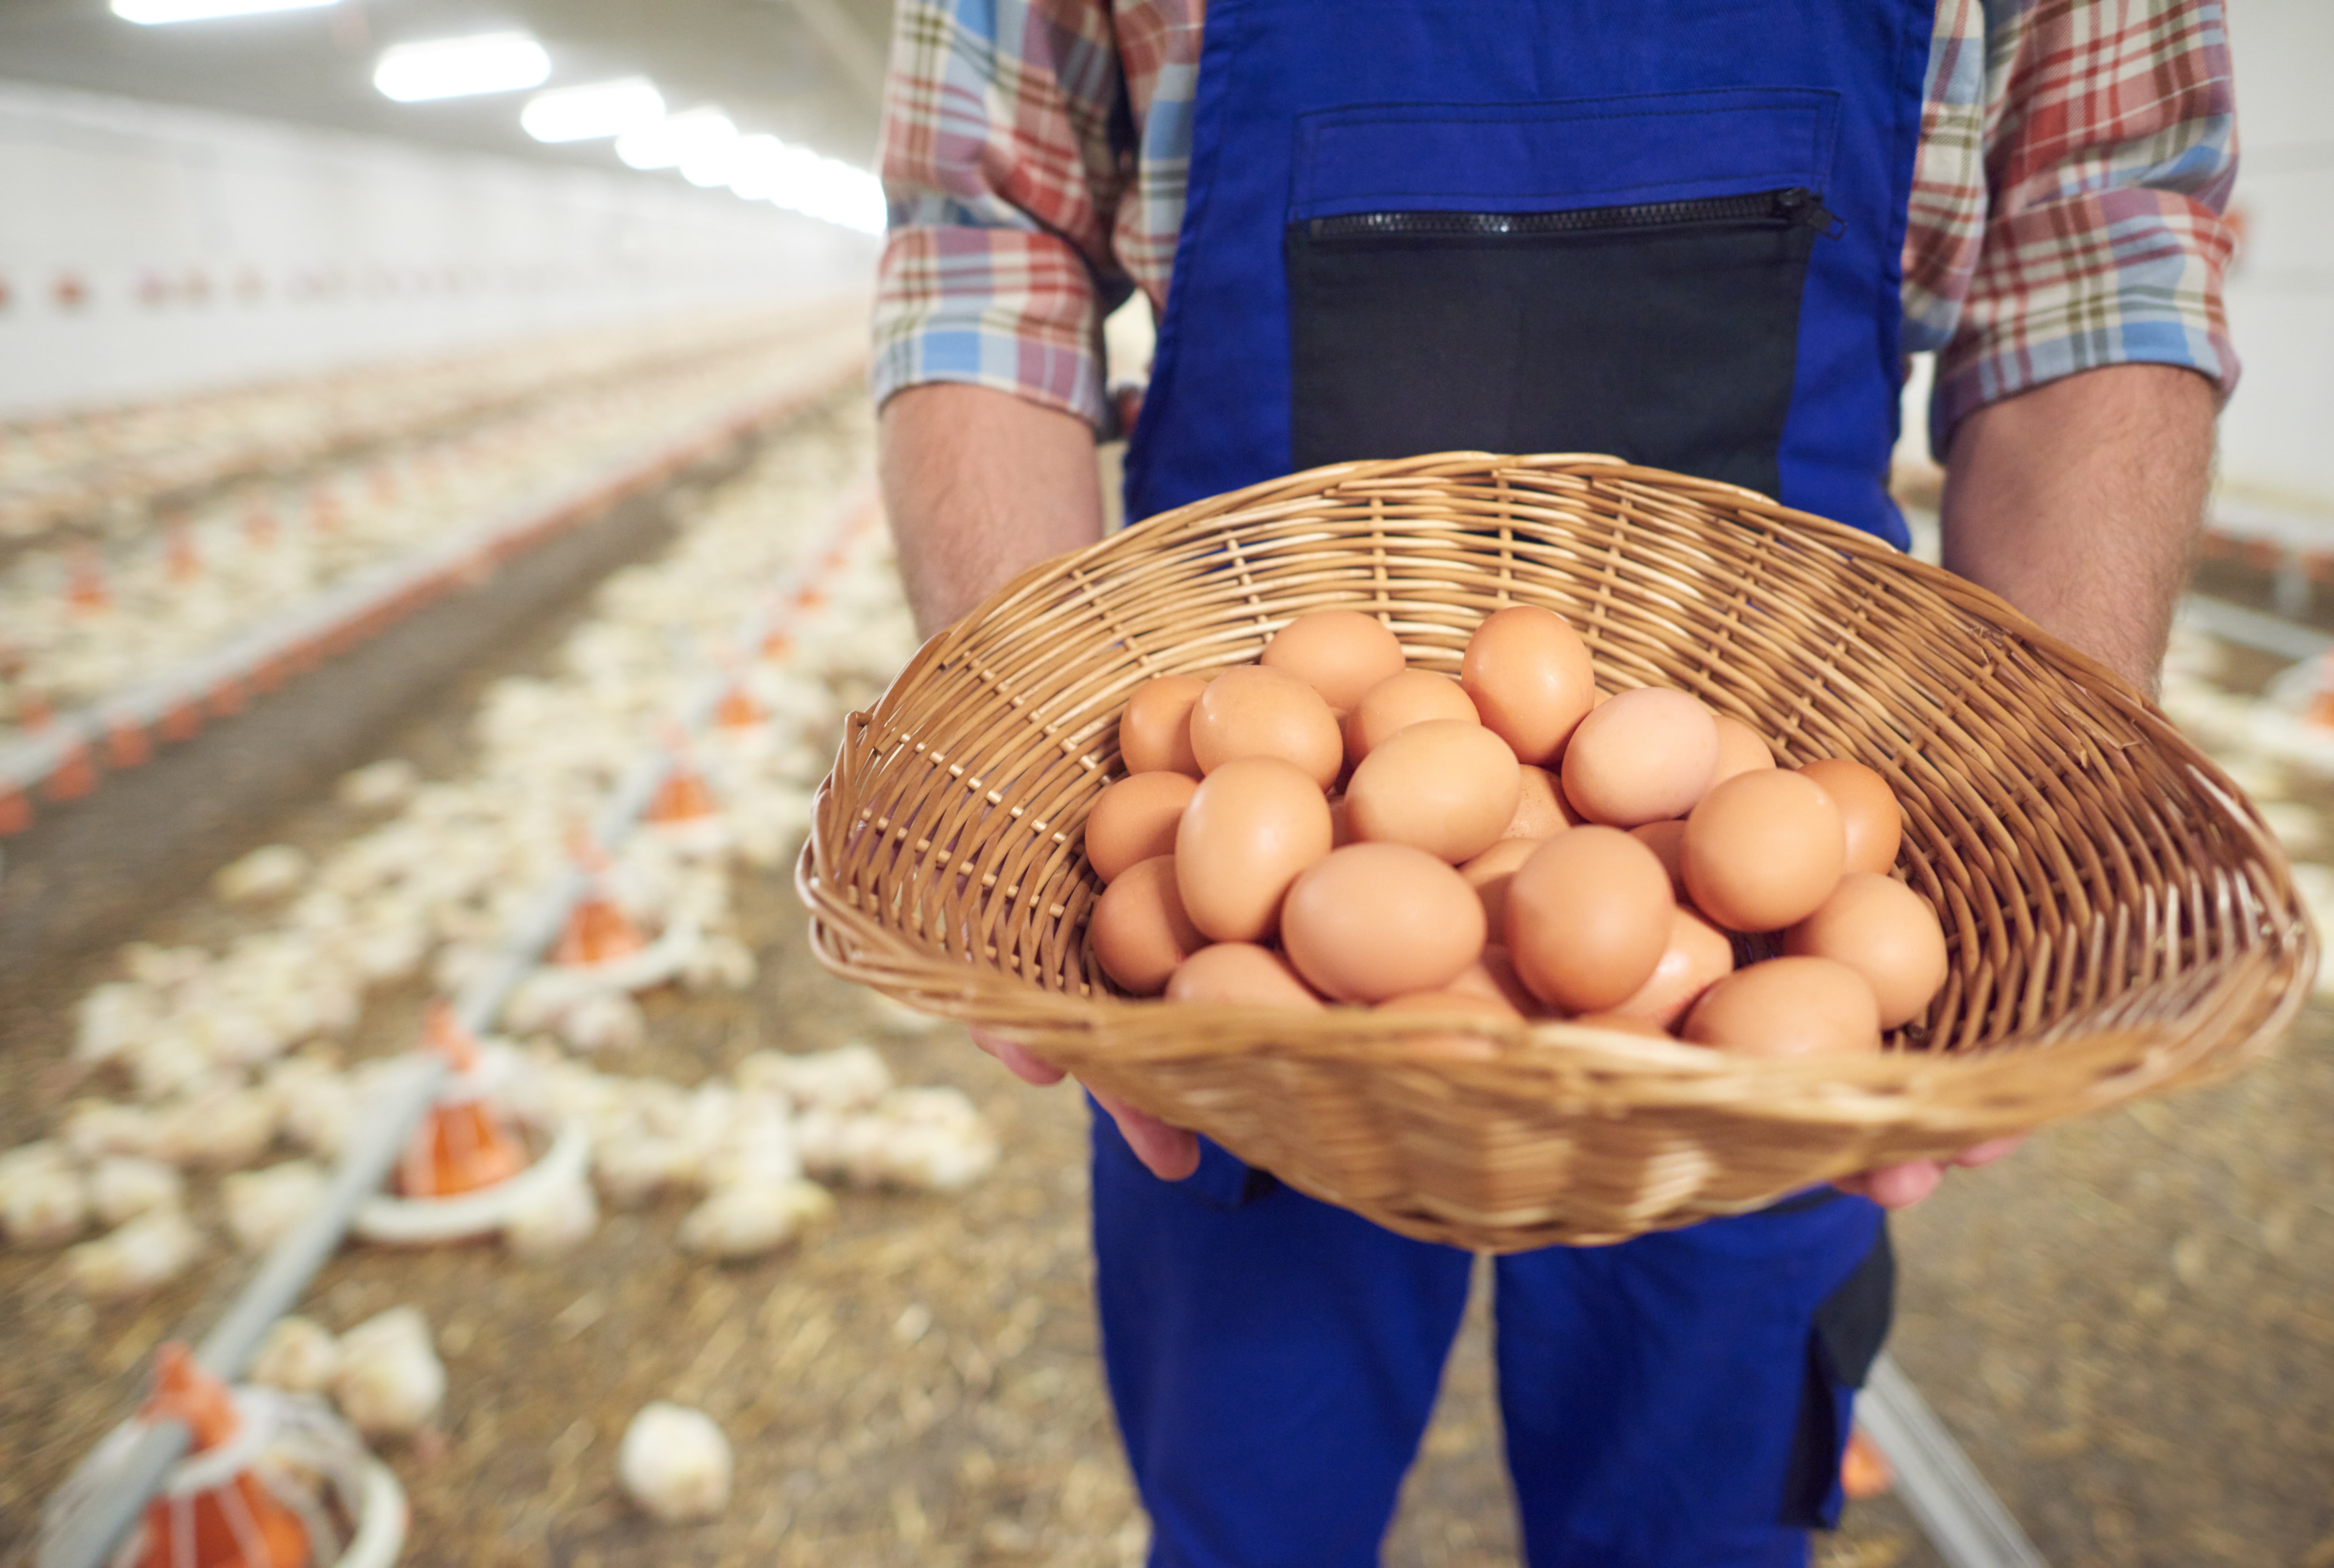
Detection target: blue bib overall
<box><xmin>1101</xmin><ymin>3</ymin><xmax>1924</xmax><ymax>1563</ymax></box>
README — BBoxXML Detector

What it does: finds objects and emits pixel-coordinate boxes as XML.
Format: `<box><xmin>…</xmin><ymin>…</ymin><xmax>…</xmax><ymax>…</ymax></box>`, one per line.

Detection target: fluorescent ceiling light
<box><xmin>615</xmin><ymin>107</ymin><xmax>736</xmax><ymax>171</ymax></box>
<box><xmin>724</xmin><ymin>137</ymin><xmax>884</xmax><ymax>235</ymax></box>
<box><xmin>374</xmin><ymin>32</ymin><xmax>551</xmax><ymax>103</ymax></box>
<box><xmin>113</xmin><ymin>0</ymin><xmax>335</xmax><ymax>22</ymax></box>
<box><xmin>522</xmin><ymin>78</ymin><xmax>664</xmax><ymax>143</ymax></box>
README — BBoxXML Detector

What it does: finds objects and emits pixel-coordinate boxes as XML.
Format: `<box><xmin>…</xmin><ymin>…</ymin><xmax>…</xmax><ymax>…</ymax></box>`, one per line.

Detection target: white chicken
<box><xmin>221</xmin><ymin>1159</ymin><xmax>327</xmax><ymax>1254</ymax></box>
<box><xmin>248</xmin><ymin>1314</ymin><xmax>341</xmax><ymax>1395</ymax></box>
<box><xmin>88</xmin><ymin>1155</ymin><xmax>184</xmax><ymax>1226</ymax></box>
<box><xmin>678</xmin><ymin>1177</ymin><xmax>834</xmax><ymax>1259</ymax></box>
<box><xmin>618</xmin><ymin>1402</ymin><xmax>733</xmax><ymax>1522</ymax></box>
<box><xmin>332</xmin><ymin>1305</ymin><xmax>444</xmax><ymax>1438</ymax></box>
<box><xmin>64</xmin><ymin>1207</ymin><xmax>203</xmax><ymax>1296</ymax></box>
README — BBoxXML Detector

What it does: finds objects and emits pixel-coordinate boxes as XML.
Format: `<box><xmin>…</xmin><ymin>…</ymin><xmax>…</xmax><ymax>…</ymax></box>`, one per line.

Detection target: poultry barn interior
<box><xmin>1</xmin><ymin>3</ymin><xmax>2331</xmax><ymax>1567</ymax></box>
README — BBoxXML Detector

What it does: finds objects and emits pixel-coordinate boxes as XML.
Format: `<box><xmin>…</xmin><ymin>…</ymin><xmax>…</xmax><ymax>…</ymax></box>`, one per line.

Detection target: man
<box><xmin>871</xmin><ymin>1</ymin><xmax>2236</xmax><ymax>1562</ymax></box>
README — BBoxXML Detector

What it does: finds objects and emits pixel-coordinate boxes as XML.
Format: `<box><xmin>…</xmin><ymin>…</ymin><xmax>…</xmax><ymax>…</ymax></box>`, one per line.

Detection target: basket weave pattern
<box><xmin>800</xmin><ymin>454</ymin><xmax>2315</xmax><ymax>1249</ymax></box>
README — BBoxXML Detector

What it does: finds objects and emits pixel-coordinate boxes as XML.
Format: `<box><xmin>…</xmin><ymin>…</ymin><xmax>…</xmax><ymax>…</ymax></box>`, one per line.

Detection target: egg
<box><xmin>1504</xmin><ymin>827</ymin><xmax>1673</xmax><ymax>1012</ymax></box>
<box><xmin>1559</xmin><ymin>687</ymin><xmax>1719</xmax><ymax>826</ymax></box>
<box><xmin>1165</xmin><ymin>943</ymin><xmax>1325</xmax><ymax>1009</ymax></box>
<box><xmin>1784</xmin><ymin>873</ymin><xmax>1949</xmax><ymax>1028</ymax></box>
<box><xmin>1089</xmin><ymin>856</ymin><xmax>1206</xmax><ymax>994</ymax></box>
<box><xmin>1119</xmin><ymin>675</ymin><xmax>1208</xmax><ymax>777</ymax></box>
<box><xmin>1798</xmin><ymin>758</ymin><xmax>1904</xmax><ymax>875</ymax></box>
<box><xmin>1710</xmin><ymin>715</ymin><xmax>1778</xmax><ymax>787</ymax></box>
<box><xmin>1682</xmin><ymin>771</ymin><xmax>1846</xmax><ymax>931</ymax></box>
<box><xmin>1189</xmin><ymin>666</ymin><xmax>1343</xmax><ymax>787</ymax></box>
<box><xmin>1084</xmin><ymin>772</ymin><xmax>1198</xmax><ymax>883</ymax></box>
<box><xmin>1375</xmin><ymin>989</ymin><xmax>1514</xmax><ymax>1061</ymax></box>
<box><xmin>1565</xmin><ymin>1011</ymin><xmax>1673</xmax><ymax>1040</ymax></box>
<box><xmin>1459</xmin><ymin>838</ymin><xmax>1540</xmax><ymax>933</ymax></box>
<box><xmin>1346</xmin><ymin>670</ymin><xmax>1479</xmax><ymax>762</ymax></box>
<box><xmin>1460</xmin><ymin>605</ymin><xmax>1597</xmax><ymax>765</ymax></box>
<box><xmin>1610</xmin><ymin>908</ymin><xmax>1736</xmax><ymax>1028</ymax></box>
<box><xmin>1448</xmin><ymin>946</ymin><xmax>1542</xmax><ymax>1015</ymax></box>
<box><xmin>1260</xmin><ymin>609</ymin><xmax>1408</xmax><ymax>711</ymax></box>
<box><xmin>1280</xmin><ymin>843</ymin><xmax>1487</xmax><ymax>1002</ymax></box>
<box><xmin>1682</xmin><ymin>956</ymin><xmax>1882</xmax><ymax>1056</ymax></box>
<box><xmin>1345</xmin><ymin>719</ymin><xmax>1521</xmax><ymax>863</ymax></box>
<box><xmin>1173</xmin><ymin>757</ymin><xmax>1335</xmax><ymax>942</ymax></box>
<box><xmin>1504</xmin><ymin>764</ymin><xmax>1574</xmax><ymax>839</ymax></box>
<box><xmin>1629</xmin><ymin>820</ymin><xmax>1689</xmax><ymax>901</ymax></box>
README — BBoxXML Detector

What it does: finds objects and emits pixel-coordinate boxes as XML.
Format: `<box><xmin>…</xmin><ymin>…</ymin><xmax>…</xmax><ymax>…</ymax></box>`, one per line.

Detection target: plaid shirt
<box><xmin>873</xmin><ymin>0</ymin><xmax>2237</xmax><ymax>455</ymax></box>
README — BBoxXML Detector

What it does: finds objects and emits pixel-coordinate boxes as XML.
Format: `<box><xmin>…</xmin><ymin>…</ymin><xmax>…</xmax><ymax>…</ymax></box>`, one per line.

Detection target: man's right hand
<box><xmin>971</xmin><ymin>1027</ymin><xmax>1201</xmax><ymax>1180</ymax></box>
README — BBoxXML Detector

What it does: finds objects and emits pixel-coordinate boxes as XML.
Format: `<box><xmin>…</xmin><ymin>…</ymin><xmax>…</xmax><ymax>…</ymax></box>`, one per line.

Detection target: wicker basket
<box><xmin>799</xmin><ymin>452</ymin><xmax>2316</xmax><ymax>1249</ymax></box>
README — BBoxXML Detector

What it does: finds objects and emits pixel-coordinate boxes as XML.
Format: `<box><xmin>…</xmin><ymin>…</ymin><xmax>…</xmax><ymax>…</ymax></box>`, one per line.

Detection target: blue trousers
<box><xmin>1091</xmin><ymin>1110</ymin><xmax>1890</xmax><ymax>1568</ymax></box>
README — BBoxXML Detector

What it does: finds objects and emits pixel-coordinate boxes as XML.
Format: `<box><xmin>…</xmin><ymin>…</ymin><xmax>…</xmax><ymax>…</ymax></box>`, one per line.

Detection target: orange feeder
<box><xmin>554</xmin><ymin>836</ymin><xmax>648</xmax><ymax>968</ymax></box>
<box><xmin>649</xmin><ymin>758</ymin><xmax>718</xmax><ymax>826</ymax></box>
<box><xmin>714</xmin><ymin>684</ymin><xmax>765</xmax><ymax>729</ymax></box>
<box><xmin>166</xmin><ymin>523</ymin><xmax>200</xmax><ymax>583</ymax></box>
<box><xmin>67</xmin><ymin>545</ymin><xmax>110</xmax><ymax>612</ymax></box>
<box><xmin>1840</xmin><ymin>1425</ymin><xmax>1893</xmax><ymax>1501</ymax></box>
<box><xmin>397</xmin><ymin>1004</ymin><xmax>529</xmax><ymax>1198</ymax></box>
<box><xmin>134</xmin><ymin>1344</ymin><xmax>312</xmax><ymax>1568</ymax></box>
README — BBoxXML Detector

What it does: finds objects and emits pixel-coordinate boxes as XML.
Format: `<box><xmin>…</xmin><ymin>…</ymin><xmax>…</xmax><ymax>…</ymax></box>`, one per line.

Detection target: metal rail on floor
<box><xmin>1862</xmin><ymin>1354</ymin><xmax>2050</xmax><ymax>1568</ymax></box>
<box><xmin>33</xmin><ymin>484</ymin><xmax>875</xmax><ymax>1568</ymax></box>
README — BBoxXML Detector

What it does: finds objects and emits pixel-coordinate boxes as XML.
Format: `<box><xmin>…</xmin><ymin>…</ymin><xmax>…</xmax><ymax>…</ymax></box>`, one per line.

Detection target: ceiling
<box><xmin>0</xmin><ymin>0</ymin><xmax>894</xmax><ymax>171</ymax></box>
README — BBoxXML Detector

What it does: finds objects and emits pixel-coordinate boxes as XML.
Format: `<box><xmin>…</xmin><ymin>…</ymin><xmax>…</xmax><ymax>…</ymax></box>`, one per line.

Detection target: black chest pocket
<box><xmin>1285</xmin><ymin>186</ymin><xmax>1838</xmax><ymax>498</ymax></box>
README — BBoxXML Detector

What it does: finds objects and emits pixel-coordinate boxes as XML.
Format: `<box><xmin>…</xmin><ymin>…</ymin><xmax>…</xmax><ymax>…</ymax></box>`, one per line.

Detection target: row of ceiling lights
<box><xmin>107</xmin><ymin>0</ymin><xmax>887</xmax><ymax>235</ymax></box>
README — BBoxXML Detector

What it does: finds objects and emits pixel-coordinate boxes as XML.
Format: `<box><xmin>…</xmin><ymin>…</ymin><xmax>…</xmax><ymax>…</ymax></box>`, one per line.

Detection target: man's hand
<box><xmin>1834</xmin><ymin>1137</ymin><xmax>2023</xmax><ymax>1209</ymax></box>
<box><xmin>971</xmin><ymin>1027</ymin><xmax>1201</xmax><ymax>1180</ymax></box>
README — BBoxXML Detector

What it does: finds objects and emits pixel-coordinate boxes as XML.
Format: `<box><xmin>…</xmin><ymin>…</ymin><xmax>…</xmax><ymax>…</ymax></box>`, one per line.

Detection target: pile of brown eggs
<box><xmin>1084</xmin><ymin>608</ymin><xmax>1949</xmax><ymax>1057</ymax></box>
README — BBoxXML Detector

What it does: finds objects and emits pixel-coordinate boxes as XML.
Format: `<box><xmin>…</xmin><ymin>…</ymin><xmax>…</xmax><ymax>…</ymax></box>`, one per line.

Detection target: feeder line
<box><xmin>36</xmin><ymin>480</ymin><xmax>877</xmax><ymax>1568</ymax></box>
<box><xmin>1860</xmin><ymin>1353</ymin><xmax>2050</xmax><ymax>1568</ymax></box>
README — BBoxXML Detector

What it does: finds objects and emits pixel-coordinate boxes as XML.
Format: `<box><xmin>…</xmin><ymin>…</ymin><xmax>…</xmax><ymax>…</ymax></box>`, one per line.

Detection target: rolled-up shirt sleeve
<box><xmin>872</xmin><ymin>0</ymin><xmax>1133</xmax><ymax>433</ymax></box>
<box><xmin>1930</xmin><ymin>0</ymin><xmax>2239</xmax><ymax>453</ymax></box>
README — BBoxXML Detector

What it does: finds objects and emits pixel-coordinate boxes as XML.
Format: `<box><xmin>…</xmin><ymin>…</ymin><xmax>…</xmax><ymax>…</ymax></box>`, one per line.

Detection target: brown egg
<box><xmin>1459</xmin><ymin>605</ymin><xmax>1597</xmax><ymax>766</ymax></box>
<box><xmin>1376</xmin><ymin>989</ymin><xmax>1515</xmax><ymax>1061</ymax></box>
<box><xmin>1798</xmin><ymin>758</ymin><xmax>1904</xmax><ymax>875</ymax></box>
<box><xmin>1346</xmin><ymin>670</ymin><xmax>1479</xmax><ymax>763</ymax></box>
<box><xmin>1345</xmin><ymin>718</ymin><xmax>1521</xmax><ymax>863</ymax></box>
<box><xmin>1174</xmin><ymin>757</ymin><xmax>1334</xmax><ymax>942</ymax></box>
<box><xmin>1459</xmin><ymin>838</ymin><xmax>1540</xmax><ymax>933</ymax></box>
<box><xmin>1784</xmin><ymin>873</ymin><xmax>1949</xmax><ymax>1028</ymax></box>
<box><xmin>1189</xmin><ymin>666</ymin><xmax>1343</xmax><ymax>787</ymax></box>
<box><xmin>1559</xmin><ymin>687</ymin><xmax>1719</xmax><ymax>827</ymax></box>
<box><xmin>1682</xmin><ymin>771</ymin><xmax>1845</xmax><ymax>932</ymax></box>
<box><xmin>1280</xmin><ymin>843</ymin><xmax>1487</xmax><ymax>1002</ymax></box>
<box><xmin>1449</xmin><ymin>946</ymin><xmax>1542</xmax><ymax>1016</ymax></box>
<box><xmin>1709</xmin><ymin>714</ymin><xmax>1778</xmax><ymax>788</ymax></box>
<box><xmin>1629</xmin><ymin>820</ymin><xmax>1689</xmax><ymax>901</ymax></box>
<box><xmin>1084</xmin><ymin>771</ymin><xmax>1198</xmax><ymax>883</ymax></box>
<box><xmin>1682</xmin><ymin>956</ymin><xmax>1881</xmax><ymax>1056</ymax></box>
<box><xmin>1504</xmin><ymin>764</ymin><xmax>1573</xmax><ymax>839</ymax></box>
<box><xmin>1610</xmin><ymin>908</ymin><xmax>1736</xmax><ymax>1028</ymax></box>
<box><xmin>1165</xmin><ymin>943</ymin><xmax>1325</xmax><ymax>1009</ymax></box>
<box><xmin>1260</xmin><ymin>609</ymin><xmax>1407</xmax><ymax>711</ymax></box>
<box><xmin>1089</xmin><ymin>855</ymin><xmax>1204</xmax><ymax>994</ymax></box>
<box><xmin>1119</xmin><ymin>675</ymin><xmax>1207</xmax><ymax>777</ymax></box>
<box><xmin>1565</xmin><ymin>1011</ymin><xmax>1673</xmax><ymax>1040</ymax></box>
<box><xmin>1504</xmin><ymin>826</ymin><xmax>1672</xmax><ymax>1012</ymax></box>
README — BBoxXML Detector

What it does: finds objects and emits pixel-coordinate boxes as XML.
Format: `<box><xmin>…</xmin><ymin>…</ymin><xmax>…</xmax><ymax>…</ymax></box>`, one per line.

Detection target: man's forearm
<box><xmin>1939</xmin><ymin>363</ymin><xmax>2216</xmax><ymax>697</ymax></box>
<box><xmin>879</xmin><ymin>383</ymin><xmax>1108</xmax><ymax>638</ymax></box>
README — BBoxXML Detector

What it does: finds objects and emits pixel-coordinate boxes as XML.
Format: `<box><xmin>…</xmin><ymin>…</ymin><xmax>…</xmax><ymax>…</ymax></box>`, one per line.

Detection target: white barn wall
<box><xmin>2222</xmin><ymin>0</ymin><xmax>2334</xmax><ymax>510</ymax></box>
<box><xmin>0</xmin><ymin>79</ymin><xmax>874</xmax><ymax>418</ymax></box>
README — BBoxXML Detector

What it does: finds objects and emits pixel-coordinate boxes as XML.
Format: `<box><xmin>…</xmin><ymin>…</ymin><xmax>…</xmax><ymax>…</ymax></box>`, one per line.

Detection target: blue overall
<box><xmin>1105</xmin><ymin>3</ymin><xmax>1925</xmax><ymax>1563</ymax></box>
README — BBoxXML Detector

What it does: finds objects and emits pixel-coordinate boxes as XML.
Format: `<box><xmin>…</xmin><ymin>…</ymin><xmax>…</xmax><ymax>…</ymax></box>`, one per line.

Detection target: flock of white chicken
<box><xmin>0</xmin><ymin>316</ymin><xmax>861</xmax><ymax>736</ymax></box>
<box><xmin>6</xmin><ymin>398</ymin><xmax>997</xmax><ymax>1531</ymax></box>
<box><xmin>0</xmin><ymin>306</ymin><xmax>829</xmax><ymax>546</ymax></box>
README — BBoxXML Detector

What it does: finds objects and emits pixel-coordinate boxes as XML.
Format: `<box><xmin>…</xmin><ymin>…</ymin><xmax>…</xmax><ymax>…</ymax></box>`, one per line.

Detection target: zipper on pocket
<box><xmin>1306</xmin><ymin>186</ymin><xmax>1843</xmax><ymax>243</ymax></box>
